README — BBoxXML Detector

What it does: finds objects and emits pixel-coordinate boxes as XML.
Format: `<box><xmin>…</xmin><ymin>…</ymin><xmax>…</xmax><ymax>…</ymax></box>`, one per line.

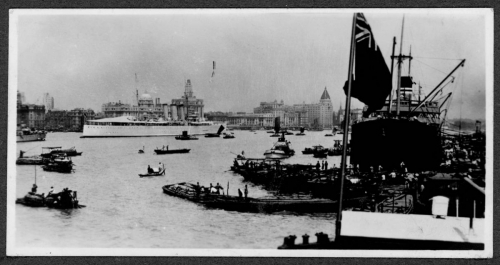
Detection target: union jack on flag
<box><xmin>355</xmin><ymin>13</ymin><xmax>378</xmax><ymax>51</ymax></box>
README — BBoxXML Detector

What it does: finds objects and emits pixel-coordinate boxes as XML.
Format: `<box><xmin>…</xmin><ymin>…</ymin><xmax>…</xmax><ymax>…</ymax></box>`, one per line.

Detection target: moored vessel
<box><xmin>17</xmin><ymin>127</ymin><xmax>46</xmax><ymax>142</ymax></box>
<box><xmin>81</xmin><ymin>116</ymin><xmax>223</xmax><ymax>138</ymax></box>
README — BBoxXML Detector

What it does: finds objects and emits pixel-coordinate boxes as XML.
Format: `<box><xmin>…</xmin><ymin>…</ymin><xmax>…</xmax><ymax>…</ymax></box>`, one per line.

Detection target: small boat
<box><xmin>302</xmin><ymin>145</ymin><xmax>326</xmax><ymax>155</ymax></box>
<box><xmin>45</xmin><ymin>189</ymin><xmax>82</xmax><ymax>209</ymax></box>
<box><xmin>40</xmin><ymin>146</ymin><xmax>82</xmax><ymax>158</ymax></box>
<box><xmin>325</xmin><ymin>128</ymin><xmax>337</xmax><ymax>137</ymax></box>
<box><xmin>17</xmin><ymin>127</ymin><xmax>46</xmax><ymax>142</ymax></box>
<box><xmin>138</xmin><ymin>146</ymin><xmax>144</xmax><ymax>154</ymax></box>
<box><xmin>313</xmin><ymin>150</ymin><xmax>328</xmax><ymax>158</ymax></box>
<box><xmin>154</xmin><ymin>147</ymin><xmax>190</xmax><ymax>154</ymax></box>
<box><xmin>162</xmin><ymin>182</ymin><xmax>219</xmax><ymax>202</ymax></box>
<box><xmin>175</xmin><ymin>131</ymin><xmax>198</xmax><ymax>140</ymax></box>
<box><xmin>223</xmin><ymin>133</ymin><xmax>235</xmax><ymax>139</ymax></box>
<box><xmin>264</xmin><ymin>133</ymin><xmax>295</xmax><ymax>159</ymax></box>
<box><xmin>139</xmin><ymin>164</ymin><xmax>166</xmax><ymax>177</ymax></box>
<box><xmin>16</xmin><ymin>151</ymin><xmax>50</xmax><ymax>165</ymax></box>
<box><xmin>295</xmin><ymin>127</ymin><xmax>306</xmax><ymax>136</ymax></box>
<box><xmin>42</xmin><ymin>156</ymin><xmax>74</xmax><ymax>173</ymax></box>
<box><xmin>16</xmin><ymin>188</ymin><xmax>83</xmax><ymax>209</ymax></box>
<box><xmin>16</xmin><ymin>192</ymin><xmax>45</xmax><ymax>207</ymax></box>
<box><xmin>328</xmin><ymin>140</ymin><xmax>349</xmax><ymax>156</ymax></box>
<box><xmin>42</xmin><ymin>163</ymin><xmax>73</xmax><ymax>173</ymax></box>
<box><xmin>163</xmin><ymin>182</ymin><xmax>338</xmax><ymax>213</ymax></box>
<box><xmin>205</xmin><ymin>125</ymin><xmax>225</xmax><ymax>138</ymax></box>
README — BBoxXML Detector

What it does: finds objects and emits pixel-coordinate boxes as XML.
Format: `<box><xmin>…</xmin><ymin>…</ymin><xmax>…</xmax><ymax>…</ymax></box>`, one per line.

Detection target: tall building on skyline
<box><xmin>169</xmin><ymin>79</ymin><xmax>205</xmax><ymax>121</ymax></box>
<box><xmin>43</xmin><ymin>93</ymin><xmax>54</xmax><ymax>112</ymax></box>
<box><xmin>293</xmin><ymin>87</ymin><xmax>334</xmax><ymax>128</ymax></box>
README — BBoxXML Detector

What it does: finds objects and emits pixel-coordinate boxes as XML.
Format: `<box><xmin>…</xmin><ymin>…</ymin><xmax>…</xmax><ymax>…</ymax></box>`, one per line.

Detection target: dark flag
<box><xmin>343</xmin><ymin>13</ymin><xmax>392</xmax><ymax>116</ymax></box>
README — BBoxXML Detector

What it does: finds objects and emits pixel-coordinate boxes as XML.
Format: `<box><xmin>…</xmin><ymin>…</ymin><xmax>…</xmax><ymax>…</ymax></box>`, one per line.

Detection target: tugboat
<box><xmin>270</xmin><ymin>117</ymin><xmax>282</xmax><ymax>137</ymax></box>
<box><xmin>264</xmin><ymin>133</ymin><xmax>295</xmax><ymax>159</ymax></box>
<box><xmin>175</xmin><ymin>131</ymin><xmax>199</xmax><ymax>140</ymax></box>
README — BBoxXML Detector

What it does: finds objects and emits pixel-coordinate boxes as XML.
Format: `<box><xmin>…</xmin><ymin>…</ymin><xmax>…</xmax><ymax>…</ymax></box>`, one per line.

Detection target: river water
<box><xmin>14</xmin><ymin>131</ymin><xmax>348</xmax><ymax>249</ymax></box>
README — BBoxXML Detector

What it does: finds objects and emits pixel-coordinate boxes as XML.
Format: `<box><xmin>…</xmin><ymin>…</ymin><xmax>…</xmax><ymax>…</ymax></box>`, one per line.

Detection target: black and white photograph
<box><xmin>7</xmin><ymin>9</ymin><xmax>493</xmax><ymax>257</ymax></box>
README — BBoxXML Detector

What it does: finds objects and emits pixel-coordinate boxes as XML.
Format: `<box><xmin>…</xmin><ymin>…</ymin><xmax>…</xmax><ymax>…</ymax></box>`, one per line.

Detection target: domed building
<box><xmin>101</xmin><ymin>79</ymin><xmax>206</xmax><ymax>121</ymax></box>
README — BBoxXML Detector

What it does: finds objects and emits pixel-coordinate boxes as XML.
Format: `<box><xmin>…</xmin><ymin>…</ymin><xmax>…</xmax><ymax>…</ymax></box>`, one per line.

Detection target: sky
<box><xmin>12</xmin><ymin>9</ymin><xmax>490</xmax><ymax>120</ymax></box>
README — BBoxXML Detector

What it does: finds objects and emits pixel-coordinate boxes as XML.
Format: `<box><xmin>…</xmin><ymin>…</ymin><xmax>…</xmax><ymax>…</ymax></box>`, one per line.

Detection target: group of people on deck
<box><xmin>194</xmin><ymin>182</ymin><xmax>249</xmax><ymax>199</ymax></box>
<box><xmin>29</xmin><ymin>184</ymin><xmax>73</xmax><ymax>200</ymax></box>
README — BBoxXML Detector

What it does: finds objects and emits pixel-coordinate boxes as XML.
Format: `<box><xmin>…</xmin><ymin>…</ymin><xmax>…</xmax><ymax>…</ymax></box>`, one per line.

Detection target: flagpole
<box><xmin>335</xmin><ymin>12</ymin><xmax>357</xmax><ymax>240</ymax></box>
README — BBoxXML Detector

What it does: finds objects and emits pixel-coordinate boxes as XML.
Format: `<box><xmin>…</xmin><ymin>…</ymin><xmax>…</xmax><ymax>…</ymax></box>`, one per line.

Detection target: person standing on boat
<box><xmin>210</xmin><ymin>183</ymin><xmax>218</xmax><ymax>194</ymax></box>
<box><xmin>196</xmin><ymin>182</ymin><xmax>201</xmax><ymax>197</ymax></box>
<box><xmin>244</xmin><ymin>185</ymin><xmax>248</xmax><ymax>200</ymax></box>
<box><xmin>31</xmin><ymin>184</ymin><xmax>37</xmax><ymax>193</ymax></box>
<box><xmin>147</xmin><ymin>165</ymin><xmax>152</xmax><ymax>173</ymax></box>
<box><xmin>215</xmin><ymin>183</ymin><xmax>223</xmax><ymax>195</ymax></box>
<box><xmin>48</xmin><ymin>186</ymin><xmax>54</xmax><ymax>196</ymax></box>
<box><xmin>316</xmin><ymin>161</ymin><xmax>320</xmax><ymax>175</ymax></box>
<box><xmin>325</xmin><ymin>161</ymin><xmax>328</xmax><ymax>171</ymax></box>
<box><xmin>321</xmin><ymin>161</ymin><xmax>325</xmax><ymax>170</ymax></box>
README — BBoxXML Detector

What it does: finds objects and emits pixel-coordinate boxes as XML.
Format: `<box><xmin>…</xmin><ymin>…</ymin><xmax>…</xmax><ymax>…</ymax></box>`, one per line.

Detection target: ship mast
<box><xmin>387</xmin><ymin>37</ymin><xmax>397</xmax><ymax>115</ymax></box>
<box><xmin>395</xmin><ymin>16</ymin><xmax>404</xmax><ymax>116</ymax></box>
<box><xmin>392</xmin><ymin>16</ymin><xmax>414</xmax><ymax>116</ymax></box>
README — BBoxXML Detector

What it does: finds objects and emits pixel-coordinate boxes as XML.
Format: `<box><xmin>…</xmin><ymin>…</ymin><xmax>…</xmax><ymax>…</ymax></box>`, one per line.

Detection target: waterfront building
<box><xmin>45</xmin><ymin>110</ymin><xmax>70</xmax><ymax>131</ymax></box>
<box><xmin>205</xmin><ymin>111</ymin><xmax>300</xmax><ymax>128</ymax></box>
<box><xmin>45</xmin><ymin>108</ymin><xmax>97</xmax><ymax>131</ymax></box>
<box><xmin>101</xmin><ymin>79</ymin><xmax>205</xmax><ymax>122</ymax></box>
<box><xmin>336</xmin><ymin>105</ymin><xmax>364</xmax><ymax>127</ymax></box>
<box><xmin>169</xmin><ymin>79</ymin><xmax>205</xmax><ymax>121</ymax></box>
<box><xmin>102</xmin><ymin>95</ymin><xmax>163</xmax><ymax>120</ymax></box>
<box><xmin>68</xmin><ymin>108</ymin><xmax>96</xmax><ymax>131</ymax></box>
<box><xmin>252</xmin><ymin>99</ymin><xmax>303</xmax><ymax>127</ymax></box>
<box><xmin>17</xmin><ymin>103</ymin><xmax>45</xmax><ymax>129</ymax></box>
<box><xmin>43</xmin><ymin>93</ymin><xmax>54</xmax><ymax>112</ymax></box>
<box><xmin>292</xmin><ymin>87</ymin><xmax>334</xmax><ymax>129</ymax></box>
